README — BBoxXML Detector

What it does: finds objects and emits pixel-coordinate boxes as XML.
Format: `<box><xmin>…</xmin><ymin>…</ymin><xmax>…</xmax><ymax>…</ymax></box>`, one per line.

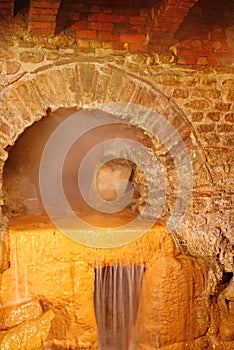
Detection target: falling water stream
<box><xmin>94</xmin><ymin>264</ymin><xmax>144</xmax><ymax>350</ymax></box>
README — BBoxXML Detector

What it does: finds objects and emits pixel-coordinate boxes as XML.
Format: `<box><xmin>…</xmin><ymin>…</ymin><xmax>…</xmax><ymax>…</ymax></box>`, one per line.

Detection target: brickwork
<box><xmin>0</xmin><ymin>33</ymin><xmax>233</xmax><ymax>275</ymax></box>
<box><xmin>148</xmin><ymin>0</ymin><xmax>199</xmax><ymax>49</ymax></box>
<box><xmin>174</xmin><ymin>0</ymin><xmax>234</xmax><ymax>67</ymax></box>
<box><xmin>29</xmin><ymin>0</ymin><xmax>61</xmax><ymax>35</ymax></box>
<box><xmin>0</xmin><ymin>0</ymin><xmax>233</xmax><ymax>66</ymax></box>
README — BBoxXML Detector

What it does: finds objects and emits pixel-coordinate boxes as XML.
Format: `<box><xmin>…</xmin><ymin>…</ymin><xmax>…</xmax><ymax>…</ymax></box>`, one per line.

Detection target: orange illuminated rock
<box><xmin>0</xmin><ymin>297</ymin><xmax>43</xmax><ymax>330</ymax></box>
<box><xmin>0</xmin><ymin>310</ymin><xmax>54</xmax><ymax>350</ymax></box>
<box><xmin>96</xmin><ymin>161</ymin><xmax>132</xmax><ymax>201</ymax></box>
<box><xmin>130</xmin><ymin>235</ymin><xmax>209</xmax><ymax>349</ymax></box>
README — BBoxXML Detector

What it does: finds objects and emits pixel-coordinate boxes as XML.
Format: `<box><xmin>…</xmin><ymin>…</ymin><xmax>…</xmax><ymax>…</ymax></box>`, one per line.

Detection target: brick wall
<box><xmin>55</xmin><ymin>0</ymin><xmax>149</xmax><ymax>52</ymax></box>
<box><xmin>174</xmin><ymin>0</ymin><xmax>234</xmax><ymax>67</ymax></box>
<box><xmin>0</xmin><ymin>0</ymin><xmax>233</xmax><ymax>67</ymax></box>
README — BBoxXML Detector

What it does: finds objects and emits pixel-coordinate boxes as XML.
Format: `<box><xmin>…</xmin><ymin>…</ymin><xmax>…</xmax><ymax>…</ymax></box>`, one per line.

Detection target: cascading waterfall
<box><xmin>94</xmin><ymin>264</ymin><xmax>144</xmax><ymax>350</ymax></box>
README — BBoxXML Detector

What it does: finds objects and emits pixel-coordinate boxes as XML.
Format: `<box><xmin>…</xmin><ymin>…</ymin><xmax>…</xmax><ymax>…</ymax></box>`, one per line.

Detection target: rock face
<box><xmin>130</xmin><ymin>239</ymin><xmax>209</xmax><ymax>349</ymax></box>
<box><xmin>0</xmin><ymin>297</ymin><xmax>43</xmax><ymax>330</ymax></box>
<box><xmin>0</xmin><ymin>298</ymin><xmax>53</xmax><ymax>350</ymax></box>
<box><xmin>218</xmin><ymin>277</ymin><xmax>234</xmax><ymax>341</ymax></box>
<box><xmin>0</xmin><ymin>217</ymin><xmax>219</xmax><ymax>349</ymax></box>
<box><xmin>96</xmin><ymin>160</ymin><xmax>132</xmax><ymax>201</ymax></box>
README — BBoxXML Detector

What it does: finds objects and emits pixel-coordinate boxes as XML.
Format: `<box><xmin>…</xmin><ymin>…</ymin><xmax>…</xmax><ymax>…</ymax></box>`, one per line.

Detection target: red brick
<box><xmin>30</xmin><ymin>21</ymin><xmax>55</xmax><ymax>29</ymax></box>
<box><xmin>207</xmin><ymin>58</ymin><xmax>218</xmax><ymax>66</ymax></box>
<box><xmin>179</xmin><ymin>49</ymin><xmax>193</xmax><ymax>56</ymax></box>
<box><xmin>186</xmin><ymin>56</ymin><xmax>197</xmax><ymax>65</ymax></box>
<box><xmin>194</xmin><ymin>49</ymin><xmax>214</xmax><ymax>57</ymax></box>
<box><xmin>197</xmin><ymin>57</ymin><xmax>208</xmax><ymax>65</ymax></box>
<box><xmin>91</xmin><ymin>22</ymin><xmax>102</xmax><ymax>30</ymax></box>
<box><xmin>102</xmin><ymin>23</ymin><xmax>114</xmax><ymax>32</ymax></box>
<box><xmin>178</xmin><ymin>56</ymin><xmax>187</xmax><ymax>65</ymax></box>
<box><xmin>130</xmin><ymin>16</ymin><xmax>147</xmax><ymax>25</ymax></box>
<box><xmin>211</xmin><ymin>33</ymin><xmax>227</xmax><ymax>41</ymax></box>
<box><xmin>72</xmin><ymin>21</ymin><xmax>91</xmax><ymax>30</ymax></box>
<box><xmin>181</xmin><ymin>40</ymin><xmax>191</xmax><ymax>48</ymax></box>
<box><xmin>140</xmin><ymin>9</ymin><xmax>148</xmax><ymax>17</ymax></box>
<box><xmin>76</xmin><ymin>30</ymin><xmax>97</xmax><ymax>39</ymax></box>
<box><xmin>90</xmin><ymin>5</ymin><xmax>101</xmax><ymax>13</ymax></box>
<box><xmin>30</xmin><ymin>8</ymin><xmax>58</xmax><ymax>15</ymax></box>
<box><xmin>129</xmin><ymin>42</ymin><xmax>149</xmax><ymax>53</ymax></box>
<box><xmin>120</xmin><ymin>34</ymin><xmax>145</xmax><ymax>43</ymax></box>
<box><xmin>30</xmin><ymin>1</ymin><xmax>60</xmax><ymax>9</ymax></box>
<box><xmin>0</xmin><ymin>2</ymin><xmax>13</xmax><ymax>9</ymax></box>
<box><xmin>89</xmin><ymin>14</ymin><xmax>128</xmax><ymax>23</ymax></box>
<box><xmin>30</xmin><ymin>14</ymin><xmax>56</xmax><ymax>22</ymax></box>
<box><xmin>98</xmin><ymin>31</ymin><xmax>119</xmax><ymax>41</ymax></box>
<box><xmin>114</xmin><ymin>41</ymin><xmax>125</xmax><ymax>50</ymax></box>
<box><xmin>30</xmin><ymin>28</ymin><xmax>54</xmax><ymax>34</ymax></box>
<box><xmin>202</xmin><ymin>40</ymin><xmax>212</xmax><ymax>49</ymax></box>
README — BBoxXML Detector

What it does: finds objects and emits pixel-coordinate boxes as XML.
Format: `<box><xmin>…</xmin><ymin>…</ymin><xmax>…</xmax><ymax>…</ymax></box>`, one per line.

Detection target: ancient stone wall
<box><xmin>0</xmin><ymin>2</ymin><xmax>233</xmax><ymax>347</ymax></box>
<box><xmin>0</xmin><ymin>31</ymin><xmax>233</xmax><ymax>276</ymax></box>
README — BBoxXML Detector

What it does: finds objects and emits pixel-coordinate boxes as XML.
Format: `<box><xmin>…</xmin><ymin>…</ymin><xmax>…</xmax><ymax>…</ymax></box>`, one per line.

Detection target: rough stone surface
<box><xmin>96</xmin><ymin>160</ymin><xmax>132</xmax><ymax>201</ymax></box>
<box><xmin>0</xmin><ymin>15</ymin><xmax>232</xmax><ymax>348</ymax></box>
<box><xmin>131</xmin><ymin>254</ymin><xmax>209</xmax><ymax>348</ymax></box>
<box><xmin>0</xmin><ymin>310</ymin><xmax>54</xmax><ymax>350</ymax></box>
<box><xmin>0</xmin><ymin>217</ymin><xmax>216</xmax><ymax>349</ymax></box>
<box><xmin>0</xmin><ymin>298</ymin><xmax>43</xmax><ymax>330</ymax></box>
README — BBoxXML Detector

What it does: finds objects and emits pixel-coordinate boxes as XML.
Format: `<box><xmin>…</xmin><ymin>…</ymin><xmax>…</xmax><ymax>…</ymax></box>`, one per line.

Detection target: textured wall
<box><xmin>0</xmin><ymin>35</ymin><xmax>233</xmax><ymax>273</ymax></box>
<box><xmin>0</xmin><ymin>2</ymin><xmax>233</xmax><ymax>348</ymax></box>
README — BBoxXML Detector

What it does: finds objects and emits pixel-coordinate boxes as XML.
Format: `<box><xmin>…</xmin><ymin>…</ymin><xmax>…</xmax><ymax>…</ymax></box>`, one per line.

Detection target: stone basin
<box><xmin>0</xmin><ymin>213</ymin><xmax>211</xmax><ymax>349</ymax></box>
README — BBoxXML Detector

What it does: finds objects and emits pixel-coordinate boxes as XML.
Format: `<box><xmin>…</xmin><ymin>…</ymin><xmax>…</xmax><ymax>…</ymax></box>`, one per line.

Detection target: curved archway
<box><xmin>0</xmin><ymin>62</ymin><xmax>208</xmax><ymax>232</ymax></box>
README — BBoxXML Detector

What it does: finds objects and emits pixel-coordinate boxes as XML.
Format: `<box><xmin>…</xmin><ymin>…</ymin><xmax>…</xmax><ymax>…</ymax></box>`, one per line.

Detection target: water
<box><xmin>94</xmin><ymin>264</ymin><xmax>144</xmax><ymax>350</ymax></box>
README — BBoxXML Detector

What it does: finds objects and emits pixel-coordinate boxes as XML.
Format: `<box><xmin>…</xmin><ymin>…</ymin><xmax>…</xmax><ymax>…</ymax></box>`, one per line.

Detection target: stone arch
<box><xmin>0</xmin><ymin>61</ymin><xmax>202</xmax><ymax>152</ymax></box>
<box><xmin>0</xmin><ymin>61</ymin><xmax>209</xmax><ymax>232</ymax></box>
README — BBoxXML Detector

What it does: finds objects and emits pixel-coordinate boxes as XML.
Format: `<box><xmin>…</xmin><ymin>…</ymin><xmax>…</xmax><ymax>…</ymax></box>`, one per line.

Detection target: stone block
<box><xmin>0</xmin><ymin>310</ymin><xmax>54</xmax><ymax>350</ymax></box>
<box><xmin>0</xmin><ymin>298</ymin><xmax>42</xmax><ymax>330</ymax></box>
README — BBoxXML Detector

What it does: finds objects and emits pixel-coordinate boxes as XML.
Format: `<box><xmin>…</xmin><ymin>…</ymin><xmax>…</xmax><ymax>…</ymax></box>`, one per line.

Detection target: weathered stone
<box><xmin>185</xmin><ymin>99</ymin><xmax>209</xmax><ymax>110</ymax></box>
<box><xmin>0</xmin><ymin>49</ymin><xmax>13</xmax><ymax>60</ymax></box>
<box><xmin>47</xmin><ymin>69</ymin><xmax>68</xmax><ymax>106</ymax></box>
<box><xmin>131</xmin><ymin>249</ymin><xmax>209</xmax><ymax>348</ymax></box>
<box><xmin>15</xmin><ymin>81</ymin><xmax>46</xmax><ymax>121</ymax></box>
<box><xmin>0</xmin><ymin>310</ymin><xmax>54</xmax><ymax>350</ymax></box>
<box><xmin>225</xmin><ymin>113</ymin><xmax>234</xmax><ymax>122</ymax></box>
<box><xmin>60</xmin><ymin>67</ymin><xmax>78</xmax><ymax>105</ymax></box>
<box><xmin>6</xmin><ymin>62</ymin><xmax>21</xmax><ymax>75</ymax></box>
<box><xmin>227</xmin><ymin>90</ymin><xmax>234</xmax><ymax>101</ymax></box>
<box><xmin>192</xmin><ymin>112</ymin><xmax>204</xmax><ymax>122</ymax></box>
<box><xmin>19</xmin><ymin>51</ymin><xmax>44</xmax><ymax>64</ymax></box>
<box><xmin>222</xmin><ymin>79</ymin><xmax>234</xmax><ymax>89</ymax></box>
<box><xmin>197</xmin><ymin>124</ymin><xmax>215</xmax><ymax>133</ymax></box>
<box><xmin>201</xmin><ymin>78</ymin><xmax>217</xmax><ymax>88</ymax></box>
<box><xmin>34</xmin><ymin>73</ymin><xmax>58</xmax><ymax>108</ymax></box>
<box><xmin>172</xmin><ymin>88</ymin><xmax>189</xmax><ymax>99</ymax></box>
<box><xmin>0</xmin><ymin>298</ymin><xmax>43</xmax><ymax>330</ymax></box>
<box><xmin>197</xmin><ymin>57</ymin><xmax>208</xmax><ymax>65</ymax></box>
<box><xmin>217</xmin><ymin>124</ymin><xmax>233</xmax><ymax>133</ymax></box>
<box><xmin>46</xmin><ymin>52</ymin><xmax>60</xmax><ymax>60</ymax></box>
<box><xmin>0</xmin><ymin>240</ymin><xmax>8</xmax><ymax>273</ymax></box>
<box><xmin>206</xmin><ymin>112</ymin><xmax>221</xmax><ymax>121</ymax></box>
<box><xmin>214</xmin><ymin>102</ymin><xmax>231</xmax><ymax>112</ymax></box>
<box><xmin>78</xmin><ymin>63</ymin><xmax>97</xmax><ymax>95</ymax></box>
<box><xmin>191</xmin><ymin>88</ymin><xmax>205</xmax><ymax>98</ymax></box>
<box><xmin>119</xmin><ymin>79</ymin><xmax>136</xmax><ymax>103</ymax></box>
<box><xmin>206</xmin><ymin>89</ymin><xmax>221</xmax><ymax>99</ymax></box>
<box><xmin>153</xmin><ymin>74</ymin><xmax>179</xmax><ymax>86</ymax></box>
<box><xmin>218</xmin><ymin>278</ymin><xmax>234</xmax><ymax>341</ymax></box>
<box><xmin>96</xmin><ymin>161</ymin><xmax>132</xmax><ymax>201</ymax></box>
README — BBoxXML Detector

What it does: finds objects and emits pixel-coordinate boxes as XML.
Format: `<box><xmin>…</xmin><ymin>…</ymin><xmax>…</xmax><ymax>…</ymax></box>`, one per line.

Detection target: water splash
<box><xmin>94</xmin><ymin>264</ymin><xmax>144</xmax><ymax>350</ymax></box>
